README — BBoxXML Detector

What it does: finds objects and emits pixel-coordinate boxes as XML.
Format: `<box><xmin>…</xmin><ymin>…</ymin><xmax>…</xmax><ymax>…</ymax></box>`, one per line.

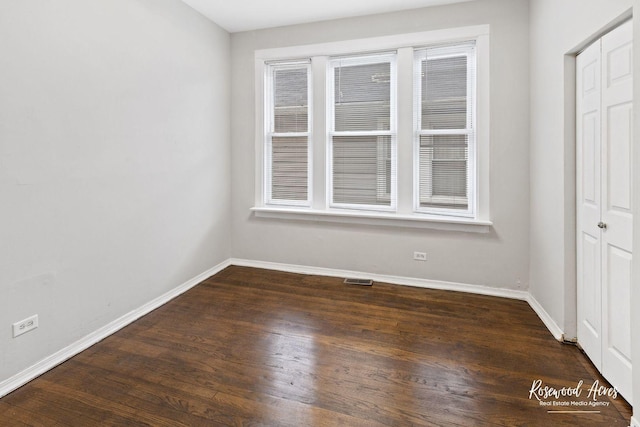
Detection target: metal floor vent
<box><xmin>344</xmin><ymin>278</ymin><xmax>373</xmax><ymax>286</ymax></box>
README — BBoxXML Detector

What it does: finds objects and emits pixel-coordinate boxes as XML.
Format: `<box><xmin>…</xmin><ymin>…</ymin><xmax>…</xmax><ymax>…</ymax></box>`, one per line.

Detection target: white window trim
<box><xmin>251</xmin><ymin>206</ymin><xmax>492</xmax><ymax>233</ymax></box>
<box><xmin>254</xmin><ymin>25</ymin><xmax>491</xmax><ymax>231</ymax></box>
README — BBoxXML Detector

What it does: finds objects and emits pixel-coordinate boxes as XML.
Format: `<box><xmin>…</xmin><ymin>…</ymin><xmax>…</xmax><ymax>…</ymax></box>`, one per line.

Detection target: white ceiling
<box><xmin>180</xmin><ymin>0</ymin><xmax>474</xmax><ymax>33</ymax></box>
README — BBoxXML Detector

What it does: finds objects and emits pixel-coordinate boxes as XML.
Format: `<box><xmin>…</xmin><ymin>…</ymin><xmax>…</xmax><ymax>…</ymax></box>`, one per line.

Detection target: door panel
<box><xmin>576</xmin><ymin>38</ymin><xmax>602</xmax><ymax>370</ymax></box>
<box><xmin>600</xmin><ymin>19</ymin><xmax>633</xmax><ymax>402</ymax></box>
<box><xmin>583</xmin><ymin>112</ymin><xmax>599</xmax><ymax>203</ymax></box>
<box><xmin>581</xmin><ymin>234</ymin><xmax>601</xmax><ymax>337</ymax></box>
<box><xmin>607</xmin><ymin>104</ymin><xmax>632</xmax><ymax>212</ymax></box>
<box><xmin>606</xmin><ymin>245</ymin><xmax>632</xmax><ymax>362</ymax></box>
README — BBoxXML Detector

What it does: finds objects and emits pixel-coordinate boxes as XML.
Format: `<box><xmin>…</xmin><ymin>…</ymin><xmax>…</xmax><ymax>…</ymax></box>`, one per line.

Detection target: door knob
<box><xmin>597</xmin><ymin>221</ymin><xmax>607</xmax><ymax>230</ymax></box>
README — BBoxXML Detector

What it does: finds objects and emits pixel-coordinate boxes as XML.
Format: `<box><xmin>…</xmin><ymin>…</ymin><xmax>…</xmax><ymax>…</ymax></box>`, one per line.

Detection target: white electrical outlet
<box><xmin>12</xmin><ymin>314</ymin><xmax>38</xmax><ymax>338</ymax></box>
<box><xmin>413</xmin><ymin>251</ymin><xmax>427</xmax><ymax>261</ymax></box>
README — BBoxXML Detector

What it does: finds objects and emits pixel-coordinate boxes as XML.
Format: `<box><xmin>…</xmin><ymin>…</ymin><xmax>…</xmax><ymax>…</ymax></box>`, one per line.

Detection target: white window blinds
<box><xmin>328</xmin><ymin>54</ymin><xmax>397</xmax><ymax>210</ymax></box>
<box><xmin>265</xmin><ymin>62</ymin><xmax>311</xmax><ymax>205</ymax></box>
<box><xmin>415</xmin><ymin>42</ymin><xmax>476</xmax><ymax>215</ymax></box>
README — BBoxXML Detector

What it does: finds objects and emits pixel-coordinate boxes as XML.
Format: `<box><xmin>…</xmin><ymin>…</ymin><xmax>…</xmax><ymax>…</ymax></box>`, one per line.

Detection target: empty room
<box><xmin>1</xmin><ymin>0</ymin><xmax>639</xmax><ymax>425</ymax></box>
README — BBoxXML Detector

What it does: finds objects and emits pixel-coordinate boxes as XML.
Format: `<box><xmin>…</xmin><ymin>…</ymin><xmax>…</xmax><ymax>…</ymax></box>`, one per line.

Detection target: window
<box><xmin>328</xmin><ymin>54</ymin><xmax>397</xmax><ymax>209</ymax></box>
<box><xmin>264</xmin><ymin>61</ymin><xmax>311</xmax><ymax>206</ymax></box>
<box><xmin>415</xmin><ymin>43</ymin><xmax>476</xmax><ymax>216</ymax></box>
<box><xmin>255</xmin><ymin>27</ymin><xmax>490</xmax><ymax>231</ymax></box>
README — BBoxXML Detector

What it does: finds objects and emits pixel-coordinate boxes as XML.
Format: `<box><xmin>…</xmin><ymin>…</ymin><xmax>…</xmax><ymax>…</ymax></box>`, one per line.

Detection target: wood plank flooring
<box><xmin>0</xmin><ymin>266</ymin><xmax>632</xmax><ymax>426</ymax></box>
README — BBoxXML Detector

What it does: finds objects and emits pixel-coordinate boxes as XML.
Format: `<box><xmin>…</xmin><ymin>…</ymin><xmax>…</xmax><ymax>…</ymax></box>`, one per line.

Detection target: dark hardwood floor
<box><xmin>0</xmin><ymin>266</ymin><xmax>632</xmax><ymax>426</ymax></box>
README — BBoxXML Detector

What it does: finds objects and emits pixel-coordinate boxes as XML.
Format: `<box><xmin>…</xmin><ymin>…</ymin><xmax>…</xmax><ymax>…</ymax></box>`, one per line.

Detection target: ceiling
<box><xmin>180</xmin><ymin>0</ymin><xmax>474</xmax><ymax>33</ymax></box>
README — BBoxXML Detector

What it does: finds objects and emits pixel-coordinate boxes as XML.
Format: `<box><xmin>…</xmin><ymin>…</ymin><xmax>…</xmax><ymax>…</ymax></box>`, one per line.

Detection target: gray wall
<box><xmin>230</xmin><ymin>0</ymin><xmax>530</xmax><ymax>290</ymax></box>
<box><xmin>528</xmin><ymin>0</ymin><xmax>639</xmax><ymax>414</ymax></box>
<box><xmin>0</xmin><ymin>0</ymin><xmax>231</xmax><ymax>382</ymax></box>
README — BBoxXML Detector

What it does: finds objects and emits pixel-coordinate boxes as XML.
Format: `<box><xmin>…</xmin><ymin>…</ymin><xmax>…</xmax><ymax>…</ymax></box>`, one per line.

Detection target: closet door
<box><xmin>600</xmin><ymin>20</ymin><xmax>633</xmax><ymax>402</ymax></box>
<box><xmin>576</xmin><ymin>37</ymin><xmax>603</xmax><ymax>372</ymax></box>
<box><xmin>576</xmin><ymin>20</ymin><xmax>633</xmax><ymax>402</ymax></box>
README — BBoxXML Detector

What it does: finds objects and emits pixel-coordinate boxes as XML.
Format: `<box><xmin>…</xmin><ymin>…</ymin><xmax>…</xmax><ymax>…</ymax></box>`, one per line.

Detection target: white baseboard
<box><xmin>229</xmin><ymin>258</ymin><xmax>529</xmax><ymax>301</ymax></box>
<box><xmin>0</xmin><ymin>259</ymin><xmax>231</xmax><ymax>399</ymax></box>
<box><xmin>526</xmin><ymin>294</ymin><xmax>564</xmax><ymax>341</ymax></box>
<box><xmin>631</xmin><ymin>416</ymin><xmax>640</xmax><ymax>427</ymax></box>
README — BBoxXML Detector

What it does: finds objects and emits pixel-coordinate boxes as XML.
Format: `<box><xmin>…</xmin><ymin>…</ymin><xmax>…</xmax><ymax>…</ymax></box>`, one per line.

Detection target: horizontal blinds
<box><xmin>419</xmin><ymin>135</ymin><xmax>468</xmax><ymax>208</ymax></box>
<box><xmin>333</xmin><ymin>135</ymin><xmax>392</xmax><ymax>206</ymax></box>
<box><xmin>330</xmin><ymin>54</ymin><xmax>396</xmax><ymax>208</ymax></box>
<box><xmin>271</xmin><ymin>136</ymin><xmax>308</xmax><ymax>201</ymax></box>
<box><xmin>267</xmin><ymin>64</ymin><xmax>310</xmax><ymax>204</ymax></box>
<box><xmin>274</xmin><ymin>67</ymin><xmax>308</xmax><ymax>133</ymax></box>
<box><xmin>416</xmin><ymin>43</ymin><xmax>475</xmax><ymax>212</ymax></box>
<box><xmin>334</xmin><ymin>60</ymin><xmax>391</xmax><ymax>131</ymax></box>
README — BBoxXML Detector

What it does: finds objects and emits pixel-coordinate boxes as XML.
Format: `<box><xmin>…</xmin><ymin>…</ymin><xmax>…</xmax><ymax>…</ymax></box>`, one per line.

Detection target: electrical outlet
<box><xmin>413</xmin><ymin>251</ymin><xmax>427</xmax><ymax>261</ymax></box>
<box><xmin>12</xmin><ymin>314</ymin><xmax>38</xmax><ymax>338</ymax></box>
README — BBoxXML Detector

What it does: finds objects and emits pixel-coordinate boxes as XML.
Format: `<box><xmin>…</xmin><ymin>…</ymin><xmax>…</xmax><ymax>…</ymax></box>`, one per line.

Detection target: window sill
<box><xmin>251</xmin><ymin>207</ymin><xmax>492</xmax><ymax>233</ymax></box>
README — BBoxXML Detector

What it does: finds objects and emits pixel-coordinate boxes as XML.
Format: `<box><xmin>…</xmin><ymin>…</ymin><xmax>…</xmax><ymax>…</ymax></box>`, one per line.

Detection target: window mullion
<box><xmin>330</xmin><ymin>130</ymin><xmax>394</xmax><ymax>137</ymax></box>
<box><xmin>271</xmin><ymin>131</ymin><xmax>310</xmax><ymax>138</ymax></box>
<box><xmin>419</xmin><ymin>129</ymin><xmax>472</xmax><ymax>136</ymax></box>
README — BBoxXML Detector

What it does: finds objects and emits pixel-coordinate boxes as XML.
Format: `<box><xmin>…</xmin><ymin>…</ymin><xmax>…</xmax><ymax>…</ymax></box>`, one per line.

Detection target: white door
<box><xmin>577</xmin><ymin>20</ymin><xmax>633</xmax><ymax>402</ymax></box>
<box><xmin>577</xmin><ymin>36</ymin><xmax>603</xmax><ymax>372</ymax></box>
<box><xmin>600</xmin><ymin>20</ymin><xmax>633</xmax><ymax>403</ymax></box>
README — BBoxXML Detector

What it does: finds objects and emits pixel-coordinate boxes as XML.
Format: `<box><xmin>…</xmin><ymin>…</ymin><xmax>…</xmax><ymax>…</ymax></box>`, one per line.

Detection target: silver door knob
<box><xmin>597</xmin><ymin>221</ymin><xmax>607</xmax><ymax>230</ymax></box>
